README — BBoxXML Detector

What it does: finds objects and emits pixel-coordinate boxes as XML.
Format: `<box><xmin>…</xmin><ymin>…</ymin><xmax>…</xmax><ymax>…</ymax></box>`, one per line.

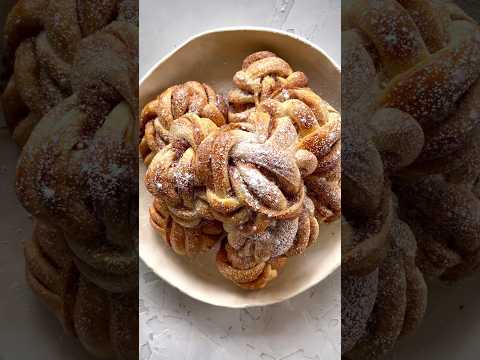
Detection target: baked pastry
<box><xmin>142</xmin><ymin>104</ymin><xmax>227</xmax><ymax>257</ymax></box>
<box><xmin>17</xmin><ymin>21</ymin><xmax>139</xmax><ymax>293</ymax></box>
<box><xmin>139</xmin><ymin>81</ymin><xmax>228</xmax><ymax>165</ymax></box>
<box><xmin>227</xmin><ymin>51</ymin><xmax>308</xmax><ymax>121</ymax></box>
<box><xmin>3</xmin><ymin>2</ymin><xmax>139</xmax><ymax>358</ymax></box>
<box><xmin>341</xmin><ymin>110</ymin><xmax>421</xmax><ymax>276</ymax></box>
<box><xmin>397</xmin><ymin>174</ymin><xmax>480</xmax><ymax>281</ymax></box>
<box><xmin>342</xmin><ymin>270</ymin><xmax>378</xmax><ymax>355</ymax></box>
<box><xmin>342</xmin><ymin>21</ymin><xmax>424</xmax><ymax>276</ymax></box>
<box><xmin>342</xmin><ymin>0</ymin><xmax>480</xmax><ymax>358</ymax></box>
<box><xmin>142</xmin><ymin>52</ymin><xmax>341</xmax><ymax>289</ymax></box>
<box><xmin>342</xmin><ymin>214</ymin><xmax>427</xmax><ymax>360</ymax></box>
<box><xmin>343</xmin><ymin>0</ymin><xmax>480</xmax><ymax>177</ymax></box>
<box><xmin>149</xmin><ymin>197</ymin><xmax>224</xmax><ymax>257</ymax></box>
<box><xmin>1</xmin><ymin>0</ymin><xmax>137</xmax><ymax>146</ymax></box>
<box><xmin>344</xmin><ymin>0</ymin><xmax>480</xmax><ymax>283</ymax></box>
<box><xmin>25</xmin><ymin>220</ymin><xmax>138</xmax><ymax>360</ymax></box>
<box><xmin>229</xmin><ymin>51</ymin><xmax>342</xmax><ymax>222</ymax></box>
<box><xmin>215</xmin><ymin>195</ymin><xmax>319</xmax><ymax>289</ymax></box>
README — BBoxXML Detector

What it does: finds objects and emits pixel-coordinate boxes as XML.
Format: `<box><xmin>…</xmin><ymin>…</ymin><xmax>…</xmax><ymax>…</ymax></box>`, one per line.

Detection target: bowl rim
<box><xmin>139</xmin><ymin>26</ymin><xmax>341</xmax><ymax>308</ymax></box>
<box><xmin>140</xmin><ymin>26</ymin><xmax>340</xmax><ymax>86</ymax></box>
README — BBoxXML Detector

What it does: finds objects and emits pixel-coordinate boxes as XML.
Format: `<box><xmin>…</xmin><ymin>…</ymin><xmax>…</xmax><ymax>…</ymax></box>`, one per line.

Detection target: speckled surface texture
<box><xmin>139</xmin><ymin>1</ymin><xmax>341</xmax><ymax>359</ymax></box>
<box><xmin>0</xmin><ymin>0</ymin><xmax>94</xmax><ymax>358</ymax></box>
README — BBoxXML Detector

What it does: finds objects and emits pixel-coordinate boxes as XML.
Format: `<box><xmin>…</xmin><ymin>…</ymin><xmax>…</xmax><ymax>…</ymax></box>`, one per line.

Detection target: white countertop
<box><xmin>139</xmin><ymin>1</ymin><xmax>341</xmax><ymax>359</ymax></box>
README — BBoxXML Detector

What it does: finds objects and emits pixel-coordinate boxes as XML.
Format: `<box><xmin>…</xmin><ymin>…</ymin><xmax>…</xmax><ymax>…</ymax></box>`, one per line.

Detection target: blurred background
<box><xmin>139</xmin><ymin>1</ymin><xmax>341</xmax><ymax>360</ymax></box>
<box><xmin>342</xmin><ymin>1</ymin><xmax>480</xmax><ymax>359</ymax></box>
<box><xmin>0</xmin><ymin>1</ymin><xmax>133</xmax><ymax>359</ymax></box>
<box><xmin>0</xmin><ymin>1</ymin><xmax>97</xmax><ymax>359</ymax></box>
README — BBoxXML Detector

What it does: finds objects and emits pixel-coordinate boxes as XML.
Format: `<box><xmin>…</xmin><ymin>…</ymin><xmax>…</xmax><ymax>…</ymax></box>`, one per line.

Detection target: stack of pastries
<box><xmin>2</xmin><ymin>1</ymin><xmax>138</xmax><ymax>359</ymax></box>
<box><xmin>140</xmin><ymin>51</ymin><xmax>341</xmax><ymax>289</ymax></box>
<box><xmin>342</xmin><ymin>0</ymin><xmax>480</xmax><ymax>358</ymax></box>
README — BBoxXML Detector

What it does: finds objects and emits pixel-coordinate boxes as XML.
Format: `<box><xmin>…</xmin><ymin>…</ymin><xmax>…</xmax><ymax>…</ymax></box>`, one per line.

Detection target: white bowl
<box><xmin>139</xmin><ymin>27</ymin><xmax>341</xmax><ymax>308</ymax></box>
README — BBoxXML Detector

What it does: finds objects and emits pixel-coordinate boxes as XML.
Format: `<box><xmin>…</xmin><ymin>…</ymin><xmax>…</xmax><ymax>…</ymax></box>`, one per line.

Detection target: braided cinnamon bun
<box><xmin>1</xmin><ymin>0</ymin><xmax>138</xmax><ymax>146</ymax></box>
<box><xmin>17</xmin><ymin>21</ymin><xmax>139</xmax><ymax>293</ymax></box>
<box><xmin>142</xmin><ymin>51</ymin><xmax>340</xmax><ymax>289</ymax></box>
<box><xmin>397</xmin><ymin>174</ymin><xmax>480</xmax><ymax>281</ymax></box>
<box><xmin>139</xmin><ymin>81</ymin><xmax>228</xmax><ymax>164</ymax></box>
<box><xmin>229</xmin><ymin>51</ymin><xmax>342</xmax><ymax>222</ymax></box>
<box><xmin>10</xmin><ymin>14</ymin><xmax>139</xmax><ymax>360</ymax></box>
<box><xmin>342</xmin><ymin>0</ymin><xmax>480</xmax><ymax>358</ymax></box>
<box><xmin>25</xmin><ymin>221</ymin><xmax>138</xmax><ymax>360</ymax></box>
<box><xmin>344</xmin><ymin>0</ymin><xmax>480</xmax><ymax>283</ymax></box>
<box><xmin>342</xmin><ymin>215</ymin><xmax>427</xmax><ymax>360</ymax></box>
<box><xmin>149</xmin><ymin>197</ymin><xmax>223</xmax><ymax>257</ymax></box>
<box><xmin>2</xmin><ymin>2</ymin><xmax>139</xmax><ymax>359</ymax></box>
<box><xmin>344</xmin><ymin>0</ymin><xmax>480</xmax><ymax>176</ymax></box>
<box><xmin>228</xmin><ymin>51</ymin><xmax>308</xmax><ymax>117</ymax></box>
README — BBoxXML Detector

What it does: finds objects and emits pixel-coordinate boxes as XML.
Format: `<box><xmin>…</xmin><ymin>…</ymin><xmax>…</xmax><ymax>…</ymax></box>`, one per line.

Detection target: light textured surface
<box><xmin>139</xmin><ymin>1</ymin><xmax>341</xmax><ymax>359</ymax></box>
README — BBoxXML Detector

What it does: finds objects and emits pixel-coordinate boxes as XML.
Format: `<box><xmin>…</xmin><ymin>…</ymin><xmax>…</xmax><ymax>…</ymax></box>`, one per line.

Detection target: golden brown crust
<box><xmin>343</xmin><ymin>216</ymin><xmax>427</xmax><ymax>360</ymax></box>
<box><xmin>342</xmin><ymin>0</ymin><xmax>480</xmax><ymax>357</ymax></box>
<box><xmin>304</xmin><ymin>171</ymin><xmax>341</xmax><ymax>223</ymax></box>
<box><xmin>380</xmin><ymin>21</ymin><xmax>480</xmax><ymax>128</ymax></box>
<box><xmin>345</xmin><ymin>0</ymin><xmax>480</xmax><ymax>176</ymax></box>
<box><xmin>342</xmin><ymin>186</ymin><xmax>393</xmax><ymax>276</ymax></box>
<box><xmin>228</xmin><ymin>51</ymin><xmax>309</xmax><ymax>120</ymax></box>
<box><xmin>2</xmin><ymin>0</ymin><xmax>137</xmax><ymax>146</ymax></box>
<box><xmin>3</xmin><ymin>3</ymin><xmax>140</xmax><ymax>360</ymax></box>
<box><xmin>397</xmin><ymin>175</ymin><xmax>480</xmax><ymax>280</ymax></box>
<box><xmin>149</xmin><ymin>198</ymin><xmax>222</xmax><ymax>257</ymax></box>
<box><xmin>139</xmin><ymin>81</ymin><xmax>228</xmax><ymax>164</ymax></box>
<box><xmin>15</xmin><ymin>22</ymin><xmax>139</xmax><ymax>295</ymax></box>
<box><xmin>24</xmin><ymin>220</ymin><xmax>138</xmax><ymax>359</ymax></box>
<box><xmin>141</xmin><ymin>51</ymin><xmax>341</xmax><ymax>290</ymax></box>
<box><xmin>215</xmin><ymin>244</ymin><xmax>289</xmax><ymax>290</ymax></box>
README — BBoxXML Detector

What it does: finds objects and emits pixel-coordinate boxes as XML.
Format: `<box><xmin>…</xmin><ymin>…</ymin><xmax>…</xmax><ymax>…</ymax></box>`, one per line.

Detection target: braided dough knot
<box><xmin>144</xmin><ymin>112</ymin><xmax>220</xmax><ymax>219</ymax></box>
<box><xmin>149</xmin><ymin>198</ymin><xmax>223</xmax><ymax>257</ymax></box>
<box><xmin>216</xmin><ymin>244</ymin><xmax>288</xmax><ymax>290</ymax></box>
<box><xmin>140</xmin><ymin>81</ymin><xmax>228</xmax><ymax>164</ymax></box>
<box><xmin>24</xmin><ymin>220</ymin><xmax>138</xmax><ymax>359</ymax></box>
<box><xmin>229</xmin><ymin>53</ymin><xmax>342</xmax><ymax>225</ymax></box>
<box><xmin>16</xmin><ymin>23</ymin><xmax>138</xmax><ymax>292</ymax></box>
<box><xmin>398</xmin><ymin>175</ymin><xmax>480</xmax><ymax>281</ymax></box>
<box><xmin>229</xmin><ymin>53</ymin><xmax>341</xmax><ymax>174</ymax></box>
<box><xmin>142</xmin><ymin>50</ymin><xmax>341</xmax><ymax>289</ymax></box>
<box><xmin>343</xmin><ymin>214</ymin><xmax>427</xmax><ymax>359</ymax></box>
<box><xmin>1</xmin><ymin>0</ymin><xmax>138</xmax><ymax>146</ymax></box>
<box><xmin>344</xmin><ymin>0</ymin><xmax>480</xmax><ymax>175</ymax></box>
<box><xmin>216</xmin><ymin>197</ymin><xmax>319</xmax><ymax>289</ymax></box>
<box><xmin>230</xmin><ymin>51</ymin><xmax>308</xmax><ymax>103</ymax></box>
<box><xmin>195</xmin><ymin>113</ymin><xmax>306</xmax><ymax>222</ymax></box>
<box><xmin>225</xmin><ymin>197</ymin><xmax>319</xmax><ymax>261</ymax></box>
<box><xmin>259</xmin><ymin>91</ymin><xmax>341</xmax><ymax>175</ymax></box>
<box><xmin>341</xmin><ymin>1</ymin><xmax>480</xmax><ymax>357</ymax></box>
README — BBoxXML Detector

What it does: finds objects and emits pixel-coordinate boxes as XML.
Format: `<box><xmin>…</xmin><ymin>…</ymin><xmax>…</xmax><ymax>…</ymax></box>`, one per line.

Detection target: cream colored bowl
<box><xmin>139</xmin><ymin>27</ymin><xmax>341</xmax><ymax>308</ymax></box>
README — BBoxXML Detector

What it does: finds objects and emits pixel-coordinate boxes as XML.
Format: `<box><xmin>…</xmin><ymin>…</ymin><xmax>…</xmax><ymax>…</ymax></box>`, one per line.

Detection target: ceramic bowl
<box><xmin>139</xmin><ymin>27</ymin><xmax>341</xmax><ymax>308</ymax></box>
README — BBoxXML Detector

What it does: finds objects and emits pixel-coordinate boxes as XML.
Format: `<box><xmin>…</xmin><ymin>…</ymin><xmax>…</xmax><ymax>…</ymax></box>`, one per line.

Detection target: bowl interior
<box><xmin>139</xmin><ymin>28</ymin><xmax>341</xmax><ymax>307</ymax></box>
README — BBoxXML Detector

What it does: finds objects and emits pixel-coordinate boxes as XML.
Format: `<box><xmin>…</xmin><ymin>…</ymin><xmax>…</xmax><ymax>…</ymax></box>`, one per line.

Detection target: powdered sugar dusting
<box><xmin>342</xmin><ymin>271</ymin><xmax>378</xmax><ymax>354</ymax></box>
<box><xmin>41</xmin><ymin>186</ymin><xmax>56</xmax><ymax>200</ymax></box>
<box><xmin>237</xmin><ymin>163</ymin><xmax>286</xmax><ymax>210</ymax></box>
<box><xmin>232</xmin><ymin>218</ymin><xmax>299</xmax><ymax>262</ymax></box>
